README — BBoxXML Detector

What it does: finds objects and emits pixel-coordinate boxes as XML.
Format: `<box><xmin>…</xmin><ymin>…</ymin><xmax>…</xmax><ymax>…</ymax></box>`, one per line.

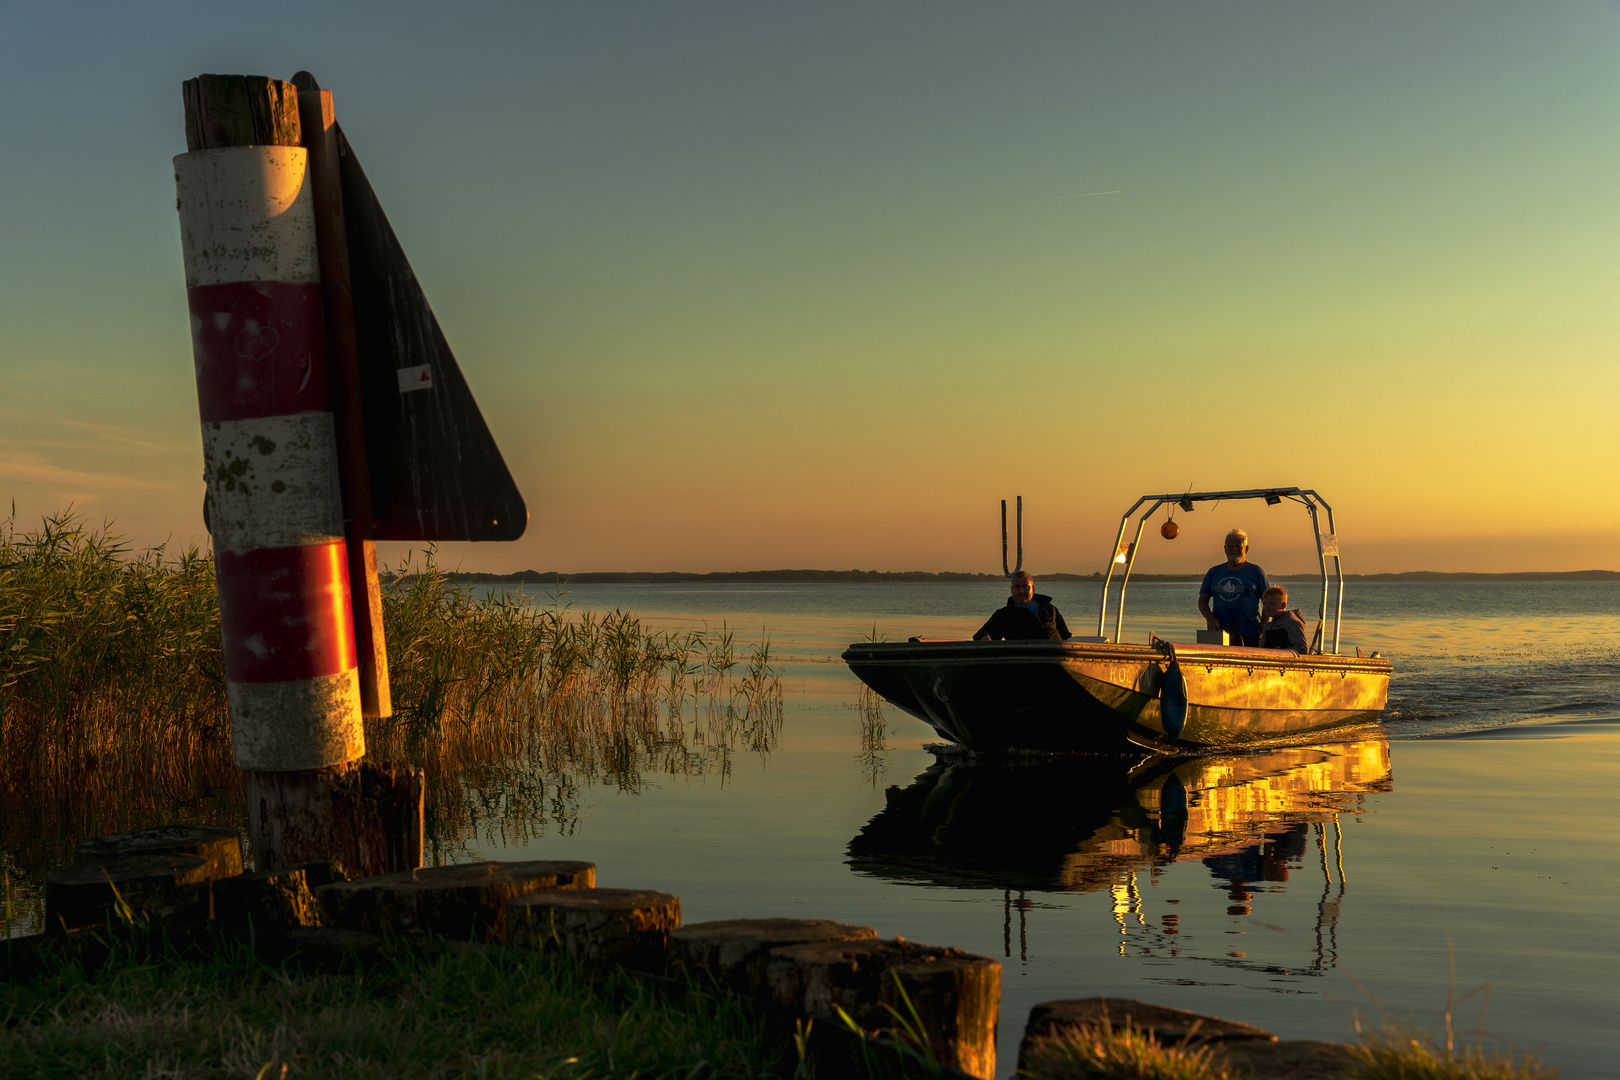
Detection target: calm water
<box><xmin>467</xmin><ymin>580</ymin><xmax>1620</xmax><ymax>1078</ymax></box>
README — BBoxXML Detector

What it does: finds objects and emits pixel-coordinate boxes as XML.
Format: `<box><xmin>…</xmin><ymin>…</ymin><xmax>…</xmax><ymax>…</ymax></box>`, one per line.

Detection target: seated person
<box><xmin>1198</xmin><ymin>528</ymin><xmax>1268</xmax><ymax>646</ymax></box>
<box><xmin>974</xmin><ymin>571</ymin><xmax>1072</xmax><ymax>641</ymax></box>
<box><xmin>1257</xmin><ymin>585</ymin><xmax>1309</xmax><ymax>653</ymax></box>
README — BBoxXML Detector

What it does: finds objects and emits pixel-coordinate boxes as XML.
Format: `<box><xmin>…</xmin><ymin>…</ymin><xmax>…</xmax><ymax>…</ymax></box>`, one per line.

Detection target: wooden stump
<box><xmin>765</xmin><ymin>938</ymin><xmax>1001</xmax><ymax>1079</ymax></box>
<box><xmin>317</xmin><ymin>859</ymin><xmax>594</xmax><ymax>941</ymax></box>
<box><xmin>245</xmin><ymin>759</ymin><xmax>423</xmax><ymax>876</ymax></box>
<box><xmin>215</xmin><ymin>865</ymin><xmax>339</xmax><ymax>929</ymax></box>
<box><xmin>45</xmin><ymin>854</ymin><xmax>214</xmax><ymax>931</ymax></box>
<box><xmin>667</xmin><ymin>917</ymin><xmax>879</xmax><ymax>995</ymax></box>
<box><xmin>74</xmin><ymin>825</ymin><xmax>243</xmax><ymax>881</ymax></box>
<box><xmin>508</xmin><ymin>888</ymin><xmax>681</xmax><ymax>968</ymax></box>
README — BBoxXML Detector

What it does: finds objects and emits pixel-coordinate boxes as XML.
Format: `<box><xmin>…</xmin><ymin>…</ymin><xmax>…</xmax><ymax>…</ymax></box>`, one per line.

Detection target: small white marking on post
<box><xmin>397</xmin><ymin>365</ymin><xmax>433</xmax><ymax>392</ymax></box>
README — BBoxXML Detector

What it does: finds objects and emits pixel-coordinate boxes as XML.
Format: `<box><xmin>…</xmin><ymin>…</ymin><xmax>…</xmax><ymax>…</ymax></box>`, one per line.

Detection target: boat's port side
<box><xmin>843</xmin><ymin>639</ymin><xmax>1393</xmax><ymax>755</ymax></box>
<box><xmin>842</xmin><ymin>641</ymin><xmax>1142</xmax><ymax>753</ymax></box>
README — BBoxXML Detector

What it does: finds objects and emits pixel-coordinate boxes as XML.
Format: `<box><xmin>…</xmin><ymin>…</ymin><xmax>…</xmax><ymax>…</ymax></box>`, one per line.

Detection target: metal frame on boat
<box><xmin>843</xmin><ymin>486</ymin><xmax>1391</xmax><ymax>753</ymax></box>
<box><xmin>1100</xmin><ymin>487</ymin><xmax>1344</xmax><ymax>654</ymax></box>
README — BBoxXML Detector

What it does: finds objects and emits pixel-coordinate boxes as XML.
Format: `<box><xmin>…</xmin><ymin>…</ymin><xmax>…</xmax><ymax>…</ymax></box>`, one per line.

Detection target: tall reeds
<box><xmin>0</xmin><ymin>511</ymin><xmax>234</xmax><ymax>875</ymax></box>
<box><xmin>376</xmin><ymin>549</ymin><xmax>784</xmax><ymax>856</ymax></box>
<box><xmin>0</xmin><ymin>513</ymin><xmax>783</xmax><ymax>925</ymax></box>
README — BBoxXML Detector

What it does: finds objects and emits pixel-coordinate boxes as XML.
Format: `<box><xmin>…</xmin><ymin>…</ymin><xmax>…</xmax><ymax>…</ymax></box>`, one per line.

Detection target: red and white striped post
<box><xmin>176</xmin><ymin>75</ymin><xmax>419</xmax><ymax>874</ymax></box>
<box><xmin>176</xmin><ymin>109</ymin><xmax>363</xmax><ymax>771</ymax></box>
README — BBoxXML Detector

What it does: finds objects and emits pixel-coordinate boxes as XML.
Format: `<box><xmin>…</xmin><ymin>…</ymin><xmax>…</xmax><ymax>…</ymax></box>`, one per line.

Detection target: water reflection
<box><xmin>848</xmin><ymin>740</ymin><xmax>1390</xmax><ymax>974</ymax></box>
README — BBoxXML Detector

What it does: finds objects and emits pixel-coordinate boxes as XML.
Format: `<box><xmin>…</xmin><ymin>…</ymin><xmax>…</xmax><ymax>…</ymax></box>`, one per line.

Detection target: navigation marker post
<box><xmin>176</xmin><ymin>75</ymin><xmax>420</xmax><ymax>875</ymax></box>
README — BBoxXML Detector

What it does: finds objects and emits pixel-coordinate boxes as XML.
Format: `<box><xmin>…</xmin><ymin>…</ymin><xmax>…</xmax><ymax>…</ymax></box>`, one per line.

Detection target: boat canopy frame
<box><xmin>1096</xmin><ymin>487</ymin><xmax>1344</xmax><ymax>654</ymax></box>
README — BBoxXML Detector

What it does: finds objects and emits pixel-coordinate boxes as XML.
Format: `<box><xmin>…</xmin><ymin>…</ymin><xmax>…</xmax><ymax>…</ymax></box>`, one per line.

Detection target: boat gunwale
<box><xmin>841</xmin><ymin>639</ymin><xmax>1392</xmax><ymax>674</ymax></box>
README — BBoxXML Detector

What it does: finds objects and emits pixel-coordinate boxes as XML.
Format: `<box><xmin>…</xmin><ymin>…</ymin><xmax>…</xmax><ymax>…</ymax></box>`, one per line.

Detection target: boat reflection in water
<box><xmin>847</xmin><ymin>739</ymin><xmax>1391</xmax><ymax>974</ymax></box>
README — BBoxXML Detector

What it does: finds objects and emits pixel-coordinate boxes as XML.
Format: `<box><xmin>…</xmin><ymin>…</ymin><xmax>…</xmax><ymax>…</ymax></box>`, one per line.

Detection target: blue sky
<box><xmin>3</xmin><ymin>1</ymin><xmax>1617</xmax><ymax>572</ymax></box>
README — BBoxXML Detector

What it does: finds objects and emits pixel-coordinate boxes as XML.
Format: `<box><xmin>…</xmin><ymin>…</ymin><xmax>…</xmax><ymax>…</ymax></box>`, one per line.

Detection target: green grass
<box><xmin>0</xmin><ymin>925</ymin><xmax>792</xmax><ymax>1079</ymax></box>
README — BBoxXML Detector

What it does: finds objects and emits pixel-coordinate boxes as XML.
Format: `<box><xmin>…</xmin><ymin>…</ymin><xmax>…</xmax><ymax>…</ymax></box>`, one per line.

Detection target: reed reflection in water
<box><xmin>848</xmin><ymin>740</ymin><xmax>1391</xmax><ymax>976</ymax></box>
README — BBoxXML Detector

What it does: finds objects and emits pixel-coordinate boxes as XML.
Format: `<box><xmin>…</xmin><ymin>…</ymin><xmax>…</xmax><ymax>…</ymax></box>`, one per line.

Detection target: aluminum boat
<box><xmin>842</xmin><ymin>487</ymin><xmax>1392</xmax><ymax>752</ymax></box>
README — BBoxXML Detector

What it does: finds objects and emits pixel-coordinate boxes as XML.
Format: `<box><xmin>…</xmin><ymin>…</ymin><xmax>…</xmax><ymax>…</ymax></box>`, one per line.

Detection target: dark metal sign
<box><xmin>336</xmin><ymin>126</ymin><xmax>526</xmax><ymax>542</ymax></box>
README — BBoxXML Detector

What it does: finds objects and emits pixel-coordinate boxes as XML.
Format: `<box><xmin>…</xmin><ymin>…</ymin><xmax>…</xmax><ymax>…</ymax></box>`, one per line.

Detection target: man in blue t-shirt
<box><xmin>1198</xmin><ymin>529</ymin><xmax>1268</xmax><ymax>646</ymax></box>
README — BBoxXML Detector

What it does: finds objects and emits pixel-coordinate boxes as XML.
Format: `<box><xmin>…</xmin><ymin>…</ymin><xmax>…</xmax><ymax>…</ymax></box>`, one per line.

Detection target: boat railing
<box><xmin>1096</xmin><ymin>487</ymin><xmax>1345</xmax><ymax>655</ymax></box>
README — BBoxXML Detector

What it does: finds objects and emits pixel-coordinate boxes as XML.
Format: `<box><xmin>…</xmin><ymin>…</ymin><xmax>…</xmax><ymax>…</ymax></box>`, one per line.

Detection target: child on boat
<box><xmin>1257</xmin><ymin>586</ymin><xmax>1309</xmax><ymax>653</ymax></box>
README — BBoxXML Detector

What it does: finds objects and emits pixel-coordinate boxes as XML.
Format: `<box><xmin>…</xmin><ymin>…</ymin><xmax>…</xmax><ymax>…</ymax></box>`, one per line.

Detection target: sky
<box><xmin>2</xmin><ymin>1</ymin><xmax>1617</xmax><ymax>575</ymax></box>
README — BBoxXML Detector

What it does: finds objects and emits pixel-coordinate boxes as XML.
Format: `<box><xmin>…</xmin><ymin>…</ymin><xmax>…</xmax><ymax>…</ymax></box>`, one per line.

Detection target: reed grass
<box><xmin>0</xmin><ymin>511</ymin><xmax>235</xmax><ymax>903</ymax></box>
<box><xmin>1016</xmin><ymin>1020</ymin><xmax>1234</xmax><ymax>1080</ymax></box>
<box><xmin>1016</xmin><ymin>1018</ymin><xmax>1563</xmax><ymax>1080</ymax></box>
<box><xmin>1347</xmin><ymin>965</ymin><xmax>1562</xmax><ymax>1080</ymax></box>
<box><xmin>379</xmin><ymin>549</ymin><xmax>784</xmax><ymax>857</ymax></box>
<box><xmin>0</xmin><ymin>512</ymin><xmax>783</xmax><ymax>927</ymax></box>
<box><xmin>854</xmin><ymin>685</ymin><xmax>888</xmax><ymax>788</ymax></box>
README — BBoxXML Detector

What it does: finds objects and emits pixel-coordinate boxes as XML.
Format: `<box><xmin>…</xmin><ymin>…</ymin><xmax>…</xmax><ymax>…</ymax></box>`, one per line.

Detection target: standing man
<box><xmin>974</xmin><ymin>571</ymin><xmax>1072</xmax><ymax>641</ymax></box>
<box><xmin>1198</xmin><ymin>529</ymin><xmax>1268</xmax><ymax>646</ymax></box>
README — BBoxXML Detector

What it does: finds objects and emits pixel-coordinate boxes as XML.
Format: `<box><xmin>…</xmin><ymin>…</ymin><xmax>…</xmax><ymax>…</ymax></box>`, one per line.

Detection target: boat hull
<box><xmin>842</xmin><ymin>639</ymin><xmax>1391</xmax><ymax>753</ymax></box>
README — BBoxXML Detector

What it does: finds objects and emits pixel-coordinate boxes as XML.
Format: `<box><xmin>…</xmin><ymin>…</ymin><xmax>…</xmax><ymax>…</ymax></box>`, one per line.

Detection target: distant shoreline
<box><xmin>436</xmin><ymin>568</ymin><xmax>1619</xmax><ymax>585</ymax></box>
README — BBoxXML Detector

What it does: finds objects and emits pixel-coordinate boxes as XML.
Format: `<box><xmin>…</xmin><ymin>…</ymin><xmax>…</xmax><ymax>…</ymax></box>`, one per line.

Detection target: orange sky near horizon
<box><xmin>2</xmin><ymin>3</ymin><xmax>1617</xmax><ymax>576</ymax></box>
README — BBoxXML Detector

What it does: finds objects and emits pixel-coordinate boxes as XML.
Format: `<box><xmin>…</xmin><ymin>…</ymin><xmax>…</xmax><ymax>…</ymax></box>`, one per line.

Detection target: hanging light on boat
<box><xmin>1160</xmin><ymin>520</ymin><xmax>1180</xmax><ymax>539</ymax></box>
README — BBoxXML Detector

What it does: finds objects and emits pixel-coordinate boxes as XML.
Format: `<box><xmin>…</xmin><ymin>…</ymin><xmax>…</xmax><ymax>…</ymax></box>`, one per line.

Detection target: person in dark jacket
<box><xmin>973</xmin><ymin>571</ymin><xmax>1072</xmax><ymax>641</ymax></box>
<box><xmin>1257</xmin><ymin>586</ymin><xmax>1310</xmax><ymax>653</ymax></box>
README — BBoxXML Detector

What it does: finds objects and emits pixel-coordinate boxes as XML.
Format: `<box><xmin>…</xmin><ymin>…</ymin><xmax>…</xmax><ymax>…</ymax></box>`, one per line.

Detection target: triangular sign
<box><xmin>336</xmin><ymin>125</ymin><xmax>527</xmax><ymax>542</ymax></box>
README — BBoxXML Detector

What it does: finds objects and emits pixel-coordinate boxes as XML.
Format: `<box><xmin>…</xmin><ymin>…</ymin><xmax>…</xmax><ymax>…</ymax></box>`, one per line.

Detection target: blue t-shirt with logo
<box><xmin>1200</xmin><ymin>562</ymin><xmax>1268</xmax><ymax>638</ymax></box>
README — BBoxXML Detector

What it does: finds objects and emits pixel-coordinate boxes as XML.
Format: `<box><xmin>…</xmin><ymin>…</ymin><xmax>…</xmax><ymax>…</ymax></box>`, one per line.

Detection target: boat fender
<box><xmin>1161</xmin><ymin>663</ymin><xmax>1188</xmax><ymax>740</ymax></box>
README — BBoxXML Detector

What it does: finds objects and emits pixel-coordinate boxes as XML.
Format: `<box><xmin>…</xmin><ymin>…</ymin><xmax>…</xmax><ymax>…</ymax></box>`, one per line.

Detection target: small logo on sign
<box><xmin>397</xmin><ymin>365</ymin><xmax>433</xmax><ymax>393</ymax></box>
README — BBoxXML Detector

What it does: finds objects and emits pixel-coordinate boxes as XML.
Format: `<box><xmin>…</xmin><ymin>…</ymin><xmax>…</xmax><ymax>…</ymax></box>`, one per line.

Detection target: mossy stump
<box><xmin>317</xmin><ymin>860</ymin><xmax>595</xmax><ymax>941</ymax></box>
<box><xmin>45</xmin><ymin>854</ymin><xmax>215</xmax><ymax>931</ymax></box>
<box><xmin>667</xmin><ymin>917</ymin><xmax>879</xmax><ymax>996</ymax></box>
<box><xmin>74</xmin><ymin>825</ymin><xmax>243</xmax><ymax>882</ymax></box>
<box><xmin>508</xmin><ymin>888</ymin><xmax>681</xmax><ymax>968</ymax></box>
<box><xmin>765</xmin><ymin>937</ymin><xmax>1001</xmax><ymax>1080</ymax></box>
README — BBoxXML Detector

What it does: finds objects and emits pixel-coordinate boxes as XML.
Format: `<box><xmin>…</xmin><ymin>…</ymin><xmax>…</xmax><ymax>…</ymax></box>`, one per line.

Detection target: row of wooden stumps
<box><xmin>21</xmin><ymin>827</ymin><xmax>1363</xmax><ymax>1080</ymax></box>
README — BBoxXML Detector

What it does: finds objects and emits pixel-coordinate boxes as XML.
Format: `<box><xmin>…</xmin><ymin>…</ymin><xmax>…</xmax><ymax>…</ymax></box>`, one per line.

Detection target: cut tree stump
<box><xmin>245</xmin><ymin>759</ymin><xmax>424</xmax><ymax>876</ymax></box>
<box><xmin>667</xmin><ymin>917</ymin><xmax>879</xmax><ymax>996</ymax></box>
<box><xmin>45</xmin><ymin>854</ymin><xmax>215</xmax><ymax>931</ymax></box>
<box><xmin>765</xmin><ymin>937</ymin><xmax>1001</xmax><ymax>1080</ymax></box>
<box><xmin>74</xmin><ymin>825</ymin><xmax>243</xmax><ymax>882</ymax></box>
<box><xmin>317</xmin><ymin>859</ymin><xmax>594</xmax><ymax>941</ymax></box>
<box><xmin>215</xmin><ymin>865</ymin><xmax>338</xmax><ymax>929</ymax></box>
<box><xmin>507</xmin><ymin>888</ymin><xmax>681</xmax><ymax>968</ymax></box>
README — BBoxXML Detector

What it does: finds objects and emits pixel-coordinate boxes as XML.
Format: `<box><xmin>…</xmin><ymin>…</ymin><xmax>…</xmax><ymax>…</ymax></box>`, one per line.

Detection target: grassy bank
<box><xmin>0</xmin><ymin>512</ymin><xmax>782</xmax><ymax>924</ymax></box>
<box><xmin>0</xmin><ymin>925</ymin><xmax>791</xmax><ymax>1079</ymax></box>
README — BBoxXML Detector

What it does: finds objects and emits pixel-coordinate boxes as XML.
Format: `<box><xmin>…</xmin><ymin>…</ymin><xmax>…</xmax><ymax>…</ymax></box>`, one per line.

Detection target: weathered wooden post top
<box><xmin>173</xmin><ymin>72</ymin><xmax>526</xmax><ymax>874</ymax></box>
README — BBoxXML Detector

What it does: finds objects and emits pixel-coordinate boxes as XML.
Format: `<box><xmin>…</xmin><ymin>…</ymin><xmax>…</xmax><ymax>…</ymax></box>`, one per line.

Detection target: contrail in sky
<box><xmin>1061</xmin><ymin>190</ymin><xmax>1122</xmax><ymax>199</ymax></box>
